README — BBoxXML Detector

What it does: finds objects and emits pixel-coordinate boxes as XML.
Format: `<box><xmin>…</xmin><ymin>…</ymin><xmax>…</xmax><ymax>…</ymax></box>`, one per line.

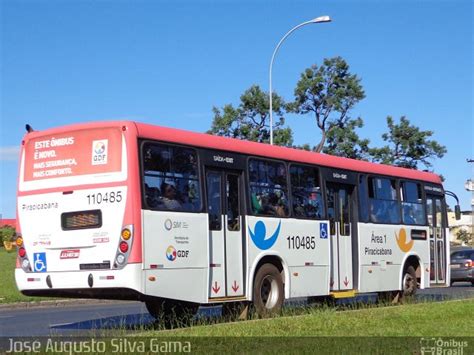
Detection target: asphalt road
<box><xmin>0</xmin><ymin>283</ymin><xmax>473</xmax><ymax>337</ymax></box>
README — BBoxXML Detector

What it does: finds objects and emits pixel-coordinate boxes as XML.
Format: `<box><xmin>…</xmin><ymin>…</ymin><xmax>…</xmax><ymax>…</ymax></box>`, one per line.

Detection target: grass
<box><xmin>0</xmin><ymin>247</ymin><xmax>52</xmax><ymax>303</ymax></box>
<box><xmin>128</xmin><ymin>300</ymin><xmax>473</xmax><ymax>354</ymax></box>
<box><xmin>143</xmin><ymin>299</ymin><xmax>474</xmax><ymax>337</ymax></box>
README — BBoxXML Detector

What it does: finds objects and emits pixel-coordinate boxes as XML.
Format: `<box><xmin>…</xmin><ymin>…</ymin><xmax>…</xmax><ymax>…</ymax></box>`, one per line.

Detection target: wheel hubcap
<box><xmin>403</xmin><ymin>273</ymin><xmax>415</xmax><ymax>294</ymax></box>
<box><xmin>261</xmin><ymin>275</ymin><xmax>279</xmax><ymax>309</ymax></box>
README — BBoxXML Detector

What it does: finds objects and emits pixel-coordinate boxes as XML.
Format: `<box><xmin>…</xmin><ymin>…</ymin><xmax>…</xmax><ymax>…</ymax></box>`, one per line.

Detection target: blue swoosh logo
<box><xmin>248</xmin><ymin>220</ymin><xmax>281</xmax><ymax>250</ymax></box>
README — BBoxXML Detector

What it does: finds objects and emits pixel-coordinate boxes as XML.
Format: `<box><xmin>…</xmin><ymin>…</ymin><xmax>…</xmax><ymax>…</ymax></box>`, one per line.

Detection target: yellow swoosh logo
<box><xmin>396</xmin><ymin>228</ymin><xmax>414</xmax><ymax>253</ymax></box>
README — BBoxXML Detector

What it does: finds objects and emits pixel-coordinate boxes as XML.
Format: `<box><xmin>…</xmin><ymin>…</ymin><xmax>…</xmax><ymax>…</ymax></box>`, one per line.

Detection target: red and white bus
<box><xmin>15</xmin><ymin>121</ymin><xmax>458</xmax><ymax>317</ymax></box>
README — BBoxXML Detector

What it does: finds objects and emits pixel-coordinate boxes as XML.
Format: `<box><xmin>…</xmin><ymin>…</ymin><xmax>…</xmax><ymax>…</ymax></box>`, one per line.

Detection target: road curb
<box><xmin>0</xmin><ymin>299</ymin><xmax>131</xmax><ymax>310</ymax></box>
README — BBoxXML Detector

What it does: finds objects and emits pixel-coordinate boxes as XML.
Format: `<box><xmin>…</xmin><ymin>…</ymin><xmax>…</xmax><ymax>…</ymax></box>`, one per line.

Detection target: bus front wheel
<box><xmin>252</xmin><ymin>263</ymin><xmax>284</xmax><ymax>317</ymax></box>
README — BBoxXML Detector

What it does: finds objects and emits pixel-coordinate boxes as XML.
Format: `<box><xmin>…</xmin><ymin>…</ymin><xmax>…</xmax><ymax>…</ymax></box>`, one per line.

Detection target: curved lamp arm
<box><xmin>269</xmin><ymin>16</ymin><xmax>331</xmax><ymax>145</ymax></box>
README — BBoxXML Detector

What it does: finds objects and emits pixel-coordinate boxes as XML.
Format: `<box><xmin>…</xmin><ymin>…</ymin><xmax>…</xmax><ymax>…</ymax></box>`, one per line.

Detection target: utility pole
<box><xmin>466</xmin><ymin>159</ymin><xmax>474</xmax><ymax>244</ymax></box>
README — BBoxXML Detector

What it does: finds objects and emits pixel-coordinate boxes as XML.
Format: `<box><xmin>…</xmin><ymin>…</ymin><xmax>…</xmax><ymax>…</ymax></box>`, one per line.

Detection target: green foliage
<box><xmin>457</xmin><ymin>229</ymin><xmax>473</xmax><ymax>245</ymax></box>
<box><xmin>208</xmin><ymin>57</ymin><xmax>446</xmax><ymax>172</ymax></box>
<box><xmin>289</xmin><ymin>56</ymin><xmax>365</xmax><ymax>152</ymax></box>
<box><xmin>208</xmin><ymin>85</ymin><xmax>293</xmax><ymax>146</ymax></box>
<box><xmin>323</xmin><ymin>117</ymin><xmax>371</xmax><ymax>160</ymax></box>
<box><xmin>369</xmin><ymin>116</ymin><xmax>447</xmax><ymax>170</ymax></box>
<box><xmin>0</xmin><ymin>226</ymin><xmax>15</xmax><ymax>244</ymax></box>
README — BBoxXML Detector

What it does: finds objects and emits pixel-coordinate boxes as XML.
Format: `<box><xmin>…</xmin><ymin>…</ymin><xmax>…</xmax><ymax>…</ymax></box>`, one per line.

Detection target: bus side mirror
<box><xmin>454</xmin><ymin>205</ymin><xmax>461</xmax><ymax>220</ymax></box>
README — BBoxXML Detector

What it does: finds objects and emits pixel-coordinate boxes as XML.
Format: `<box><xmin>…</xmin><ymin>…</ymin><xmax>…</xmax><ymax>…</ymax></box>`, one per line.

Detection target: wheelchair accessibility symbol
<box><xmin>33</xmin><ymin>253</ymin><xmax>47</xmax><ymax>273</ymax></box>
<box><xmin>320</xmin><ymin>223</ymin><xmax>328</xmax><ymax>239</ymax></box>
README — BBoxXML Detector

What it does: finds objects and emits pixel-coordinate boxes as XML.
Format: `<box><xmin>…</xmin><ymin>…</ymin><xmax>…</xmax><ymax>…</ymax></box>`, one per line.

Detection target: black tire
<box><xmin>252</xmin><ymin>263</ymin><xmax>284</xmax><ymax>317</ymax></box>
<box><xmin>145</xmin><ymin>298</ymin><xmax>199</xmax><ymax>328</ymax></box>
<box><xmin>400</xmin><ymin>265</ymin><xmax>417</xmax><ymax>299</ymax></box>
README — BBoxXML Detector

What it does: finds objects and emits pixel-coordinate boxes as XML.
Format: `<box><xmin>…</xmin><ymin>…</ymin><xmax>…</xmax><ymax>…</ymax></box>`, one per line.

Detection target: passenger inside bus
<box><xmin>160</xmin><ymin>182</ymin><xmax>182</xmax><ymax>210</ymax></box>
<box><xmin>268</xmin><ymin>193</ymin><xmax>287</xmax><ymax>217</ymax></box>
<box><xmin>145</xmin><ymin>184</ymin><xmax>161</xmax><ymax>208</ymax></box>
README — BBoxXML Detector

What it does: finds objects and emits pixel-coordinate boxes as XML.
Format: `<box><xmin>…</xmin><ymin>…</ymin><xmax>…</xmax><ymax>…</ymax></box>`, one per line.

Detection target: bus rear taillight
<box><xmin>114</xmin><ymin>225</ymin><xmax>133</xmax><ymax>269</ymax></box>
<box><xmin>121</xmin><ymin>228</ymin><xmax>132</xmax><ymax>240</ymax></box>
<box><xmin>464</xmin><ymin>260</ymin><xmax>472</xmax><ymax>268</ymax></box>
<box><xmin>16</xmin><ymin>234</ymin><xmax>31</xmax><ymax>272</ymax></box>
<box><xmin>119</xmin><ymin>241</ymin><xmax>129</xmax><ymax>253</ymax></box>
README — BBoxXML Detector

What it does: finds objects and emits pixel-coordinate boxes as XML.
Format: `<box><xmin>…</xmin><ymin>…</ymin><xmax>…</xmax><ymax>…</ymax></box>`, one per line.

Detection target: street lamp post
<box><xmin>268</xmin><ymin>15</ymin><xmax>331</xmax><ymax>145</ymax></box>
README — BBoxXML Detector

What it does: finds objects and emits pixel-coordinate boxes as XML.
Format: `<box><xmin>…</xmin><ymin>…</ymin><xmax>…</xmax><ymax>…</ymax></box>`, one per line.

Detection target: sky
<box><xmin>0</xmin><ymin>0</ymin><xmax>472</xmax><ymax>218</ymax></box>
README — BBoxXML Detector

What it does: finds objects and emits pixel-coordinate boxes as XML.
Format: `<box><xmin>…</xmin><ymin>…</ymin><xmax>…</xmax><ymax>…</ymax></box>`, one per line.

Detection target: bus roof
<box><xmin>21</xmin><ymin>120</ymin><xmax>442</xmax><ymax>185</ymax></box>
<box><xmin>134</xmin><ymin>122</ymin><xmax>442</xmax><ymax>185</ymax></box>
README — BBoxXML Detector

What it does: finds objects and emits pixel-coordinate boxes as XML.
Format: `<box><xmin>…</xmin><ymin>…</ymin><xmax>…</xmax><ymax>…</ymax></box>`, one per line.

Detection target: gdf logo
<box><xmin>91</xmin><ymin>139</ymin><xmax>108</xmax><ymax>165</ymax></box>
<box><xmin>165</xmin><ymin>245</ymin><xmax>189</xmax><ymax>261</ymax></box>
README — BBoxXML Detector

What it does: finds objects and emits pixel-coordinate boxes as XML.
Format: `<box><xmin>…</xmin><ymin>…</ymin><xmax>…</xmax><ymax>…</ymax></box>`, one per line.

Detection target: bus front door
<box><xmin>206</xmin><ymin>170</ymin><xmax>245</xmax><ymax>299</ymax></box>
<box><xmin>326</xmin><ymin>183</ymin><xmax>354</xmax><ymax>291</ymax></box>
<box><xmin>427</xmin><ymin>195</ymin><xmax>446</xmax><ymax>285</ymax></box>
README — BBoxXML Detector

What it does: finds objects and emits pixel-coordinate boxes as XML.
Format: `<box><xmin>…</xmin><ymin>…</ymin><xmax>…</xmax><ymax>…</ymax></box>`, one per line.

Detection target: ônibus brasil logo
<box><xmin>166</xmin><ymin>246</ymin><xmax>177</xmax><ymax>261</ymax></box>
<box><xmin>248</xmin><ymin>220</ymin><xmax>281</xmax><ymax>250</ymax></box>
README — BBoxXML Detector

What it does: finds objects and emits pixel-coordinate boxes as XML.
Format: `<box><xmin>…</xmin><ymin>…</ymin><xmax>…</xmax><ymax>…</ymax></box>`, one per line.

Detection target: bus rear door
<box><xmin>206</xmin><ymin>169</ymin><xmax>245</xmax><ymax>299</ymax></box>
<box><xmin>326</xmin><ymin>182</ymin><xmax>355</xmax><ymax>291</ymax></box>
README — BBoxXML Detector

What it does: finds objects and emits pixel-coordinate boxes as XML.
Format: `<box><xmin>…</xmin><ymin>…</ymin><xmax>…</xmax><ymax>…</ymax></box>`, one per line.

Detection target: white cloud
<box><xmin>0</xmin><ymin>146</ymin><xmax>20</xmax><ymax>161</ymax></box>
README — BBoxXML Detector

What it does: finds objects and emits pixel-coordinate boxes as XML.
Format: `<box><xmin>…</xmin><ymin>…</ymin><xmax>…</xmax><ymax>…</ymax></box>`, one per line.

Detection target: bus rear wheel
<box><xmin>401</xmin><ymin>265</ymin><xmax>417</xmax><ymax>298</ymax></box>
<box><xmin>378</xmin><ymin>265</ymin><xmax>418</xmax><ymax>304</ymax></box>
<box><xmin>252</xmin><ymin>263</ymin><xmax>284</xmax><ymax>317</ymax></box>
<box><xmin>145</xmin><ymin>299</ymin><xmax>199</xmax><ymax>327</ymax></box>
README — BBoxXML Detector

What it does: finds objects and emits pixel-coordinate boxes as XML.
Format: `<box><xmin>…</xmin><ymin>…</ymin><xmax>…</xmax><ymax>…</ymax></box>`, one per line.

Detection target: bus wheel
<box><xmin>378</xmin><ymin>266</ymin><xmax>418</xmax><ymax>304</ymax></box>
<box><xmin>401</xmin><ymin>265</ymin><xmax>417</xmax><ymax>298</ymax></box>
<box><xmin>145</xmin><ymin>299</ymin><xmax>199</xmax><ymax>328</ymax></box>
<box><xmin>252</xmin><ymin>263</ymin><xmax>284</xmax><ymax>317</ymax></box>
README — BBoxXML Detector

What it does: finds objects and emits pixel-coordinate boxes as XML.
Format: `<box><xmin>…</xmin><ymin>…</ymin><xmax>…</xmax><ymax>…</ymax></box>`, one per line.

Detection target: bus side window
<box><xmin>289</xmin><ymin>164</ymin><xmax>324</xmax><ymax>219</ymax></box>
<box><xmin>368</xmin><ymin>177</ymin><xmax>400</xmax><ymax>224</ymax></box>
<box><xmin>248</xmin><ymin>159</ymin><xmax>289</xmax><ymax>217</ymax></box>
<box><xmin>142</xmin><ymin>143</ymin><xmax>202</xmax><ymax>212</ymax></box>
<box><xmin>400</xmin><ymin>181</ymin><xmax>426</xmax><ymax>225</ymax></box>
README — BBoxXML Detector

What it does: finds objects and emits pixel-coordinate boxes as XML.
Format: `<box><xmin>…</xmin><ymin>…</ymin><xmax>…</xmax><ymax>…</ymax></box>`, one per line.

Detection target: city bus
<box><xmin>15</xmin><ymin>120</ymin><xmax>459</xmax><ymax>318</ymax></box>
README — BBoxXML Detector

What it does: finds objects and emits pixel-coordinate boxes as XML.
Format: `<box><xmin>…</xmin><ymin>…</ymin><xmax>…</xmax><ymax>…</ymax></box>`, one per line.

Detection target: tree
<box><xmin>289</xmin><ymin>56</ymin><xmax>365</xmax><ymax>152</ymax></box>
<box><xmin>457</xmin><ymin>229</ymin><xmax>473</xmax><ymax>246</ymax></box>
<box><xmin>369</xmin><ymin>116</ymin><xmax>447</xmax><ymax>170</ymax></box>
<box><xmin>323</xmin><ymin>117</ymin><xmax>371</xmax><ymax>160</ymax></box>
<box><xmin>0</xmin><ymin>225</ymin><xmax>15</xmax><ymax>242</ymax></box>
<box><xmin>208</xmin><ymin>85</ymin><xmax>293</xmax><ymax>146</ymax></box>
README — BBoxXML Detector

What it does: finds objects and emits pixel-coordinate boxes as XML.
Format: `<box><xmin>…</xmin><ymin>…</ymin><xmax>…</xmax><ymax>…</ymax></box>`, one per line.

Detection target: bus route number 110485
<box><xmin>87</xmin><ymin>191</ymin><xmax>123</xmax><ymax>205</ymax></box>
